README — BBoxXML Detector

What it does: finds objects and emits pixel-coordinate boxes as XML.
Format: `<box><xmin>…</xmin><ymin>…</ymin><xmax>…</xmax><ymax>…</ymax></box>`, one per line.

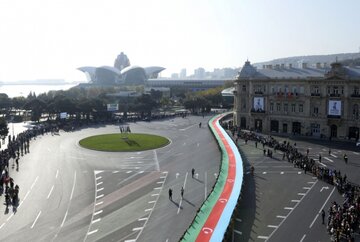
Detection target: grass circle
<box><xmin>79</xmin><ymin>133</ymin><xmax>170</xmax><ymax>152</ymax></box>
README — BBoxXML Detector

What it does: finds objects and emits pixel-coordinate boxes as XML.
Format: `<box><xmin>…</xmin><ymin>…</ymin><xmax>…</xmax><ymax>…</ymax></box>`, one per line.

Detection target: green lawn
<box><xmin>79</xmin><ymin>133</ymin><xmax>170</xmax><ymax>152</ymax></box>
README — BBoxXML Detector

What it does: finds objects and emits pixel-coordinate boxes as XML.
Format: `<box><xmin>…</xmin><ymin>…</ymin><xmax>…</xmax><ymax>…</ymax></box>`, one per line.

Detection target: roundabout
<box><xmin>79</xmin><ymin>133</ymin><xmax>170</xmax><ymax>152</ymax></box>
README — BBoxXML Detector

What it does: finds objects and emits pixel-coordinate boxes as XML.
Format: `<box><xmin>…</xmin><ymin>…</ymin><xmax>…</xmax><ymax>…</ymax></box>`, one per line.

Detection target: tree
<box><xmin>0</xmin><ymin>117</ymin><xmax>9</xmax><ymax>140</ymax></box>
<box><xmin>23</xmin><ymin>99</ymin><xmax>47</xmax><ymax>122</ymax></box>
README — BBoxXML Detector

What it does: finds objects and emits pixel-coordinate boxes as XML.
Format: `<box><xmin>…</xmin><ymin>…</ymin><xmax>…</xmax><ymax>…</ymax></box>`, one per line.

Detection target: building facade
<box><xmin>234</xmin><ymin>61</ymin><xmax>360</xmax><ymax>141</ymax></box>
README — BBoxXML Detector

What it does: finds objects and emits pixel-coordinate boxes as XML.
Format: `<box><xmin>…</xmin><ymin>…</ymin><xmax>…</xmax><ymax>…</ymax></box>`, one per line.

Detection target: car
<box><xmin>356</xmin><ymin>141</ymin><xmax>360</xmax><ymax>147</ymax></box>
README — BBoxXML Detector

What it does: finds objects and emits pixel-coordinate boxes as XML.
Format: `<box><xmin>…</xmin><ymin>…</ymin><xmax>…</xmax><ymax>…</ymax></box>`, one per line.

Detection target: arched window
<box><xmin>353</xmin><ymin>104</ymin><xmax>359</xmax><ymax>119</ymax></box>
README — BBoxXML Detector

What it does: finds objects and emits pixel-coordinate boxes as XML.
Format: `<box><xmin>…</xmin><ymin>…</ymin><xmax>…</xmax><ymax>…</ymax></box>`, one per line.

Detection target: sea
<box><xmin>0</xmin><ymin>83</ymin><xmax>78</xmax><ymax>98</ymax></box>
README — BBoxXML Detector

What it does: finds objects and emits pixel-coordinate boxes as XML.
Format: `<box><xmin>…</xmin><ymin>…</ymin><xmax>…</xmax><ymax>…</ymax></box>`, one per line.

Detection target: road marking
<box><xmin>319</xmin><ymin>162</ymin><xmax>327</xmax><ymax>167</ymax></box>
<box><xmin>330</xmin><ymin>154</ymin><xmax>337</xmax><ymax>158</ymax></box>
<box><xmin>132</xmin><ymin>227</ymin><xmax>143</xmax><ymax>231</ymax></box>
<box><xmin>87</xmin><ymin>229</ymin><xmax>98</xmax><ymax>235</ymax></box>
<box><xmin>320</xmin><ymin>186</ymin><xmax>329</xmax><ymax>192</ymax></box>
<box><xmin>61</xmin><ymin>211</ymin><xmax>68</xmax><ymax>227</ymax></box>
<box><xmin>267</xmin><ymin>225</ymin><xmax>278</xmax><ymax>228</ymax></box>
<box><xmin>96</xmin><ymin>176</ymin><xmax>102</xmax><ymax>180</ymax></box>
<box><xmin>280</xmin><ymin>172</ymin><xmax>284</xmax><ymax>175</ymax></box>
<box><xmin>309</xmin><ymin>187</ymin><xmax>336</xmax><ymax>228</ymax></box>
<box><xmin>262</xmin><ymin>172</ymin><xmax>267</xmax><ymax>174</ymax></box>
<box><xmin>276</xmin><ymin>215</ymin><xmax>286</xmax><ymax>219</ymax></box>
<box><xmin>298</xmin><ymin>172</ymin><xmax>302</xmax><ymax>174</ymax></box>
<box><xmin>96</xmin><ymin>194</ymin><xmax>104</xmax><ymax>199</ymax></box>
<box><xmin>300</xmin><ymin>234</ymin><xmax>306</xmax><ymax>242</ymax></box>
<box><xmin>31</xmin><ymin>176</ymin><xmax>39</xmax><ymax>190</ymax></box>
<box><xmin>154</xmin><ymin>187</ymin><xmax>162</xmax><ymax>190</ymax></box>
<box><xmin>6</xmin><ymin>214</ymin><xmax>13</xmax><ymax>221</ymax></box>
<box><xmin>151</xmin><ymin>194</ymin><xmax>159</xmax><ymax>196</ymax></box>
<box><xmin>94</xmin><ymin>170</ymin><xmax>103</xmax><ymax>175</ymax></box>
<box><xmin>180</xmin><ymin>124</ymin><xmax>197</xmax><ymax>131</ymax></box>
<box><xmin>92</xmin><ymin>218</ymin><xmax>101</xmax><ymax>224</ymax></box>
<box><xmin>94</xmin><ymin>210</ymin><xmax>103</xmax><ymax>216</ymax></box>
<box><xmin>97</xmin><ymin>187</ymin><xmax>104</xmax><ymax>192</ymax></box>
<box><xmin>236</xmin><ymin>218</ymin><xmax>242</xmax><ymax>222</ymax></box>
<box><xmin>148</xmin><ymin>201</ymin><xmax>156</xmax><ymax>204</ymax></box>
<box><xmin>112</xmin><ymin>170</ymin><xmax>119</xmax><ymax>173</ymax></box>
<box><xmin>47</xmin><ymin>185</ymin><xmax>54</xmax><ymax>199</ymax></box>
<box><xmin>156</xmin><ymin>181</ymin><xmax>164</xmax><ymax>184</ymax></box>
<box><xmin>233</xmin><ymin>229</ymin><xmax>242</xmax><ymax>235</ymax></box>
<box><xmin>324</xmin><ymin>157</ymin><xmax>333</xmax><ymax>162</ymax></box>
<box><xmin>0</xmin><ymin>223</ymin><xmax>5</xmax><ymax>229</ymax></box>
<box><xmin>55</xmin><ymin>169</ymin><xmax>59</xmax><ymax>178</ymax></box>
<box><xmin>23</xmin><ymin>190</ymin><xmax>30</xmax><ymax>201</ymax></box>
<box><xmin>138</xmin><ymin>217</ymin><xmax>148</xmax><ymax>221</ymax></box>
<box><xmin>160</xmin><ymin>176</ymin><xmax>166</xmax><ymax>179</ymax></box>
<box><xmin>353</xmin><ymin>152</ymin><xmax>359</xmax><ymax>155</ymax></box>
<box><xmin>126</xmin><ymin>171</ymin><xmax>132</xmax><ymax>174</ymax></box>
<box><xmin>322</xmin><ymin>148</ymin><xmax>327</xmax><ymax>151</ymax></box>
<box><xmin>96</xmin><ymin>181</ymin><xmax>103</xmax><ymax>186</ymax></box>
<box><xmin>177</xmin><ymin>172</ymin><xmax>188</xmax><ymax>214</ymax></box>
<box><xmin>124</xmin><ymin>240</ymin><xmax>136</xmax><ymax>242</ymax></box>
<box><xmin>303</xmin><ymin>187</ymin><xmax>311</xmax><ymax>190</ymax></box>
<box><xmin>291</xmin><ymin>200</ymin><xmax>300</xmax><ymax>203</ymax></box>
<box><xmin>70</xmin><ymin>171</ymin><xmax>76</xmax><ymax>200</ymax></box>
<box><xmin>145</xmin><ymin>208</ymin><xmax>152</xmax><ymax>212</ymax></box>
<box><xmin>307</xmin><ymin>181</ymin><xmax>315</xmax><ymax>184</ymax></box>
<box><xmin>284</xmin><ymin>207</ymin><xmax>294</xmax><ymax>210</ymax></box>
<box><xmin>95</xmin><ymin>201</ymin><xmax>103</xmax><ymax>206</ymax></box>
<box><xmin>31</xmin><ymin>211</ymin><xmax>42</xmax><ymax>229</ymax></box>
<box><xmin>257</xmin><ymin>236</ymin><xmax>269</xmax><ymax>240</ymax></box>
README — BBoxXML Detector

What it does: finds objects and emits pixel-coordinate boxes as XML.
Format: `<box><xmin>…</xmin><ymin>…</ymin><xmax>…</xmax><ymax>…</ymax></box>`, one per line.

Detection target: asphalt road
<box><xmin>233</xmin><ymin>135</ymin><xmax>359</xmax><ymax>242</ymax></box>
<box><xmin>0</xmin><ymin>115</ymin><xmax>220</xmax><ymax>242</ymax></box>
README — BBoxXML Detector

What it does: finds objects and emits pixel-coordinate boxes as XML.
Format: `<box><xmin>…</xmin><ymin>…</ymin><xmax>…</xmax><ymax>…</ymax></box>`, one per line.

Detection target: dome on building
<box><xmin>114</xmin><ymin>52</ymin><xmax>130</xmax><ymax>71</ymax></box>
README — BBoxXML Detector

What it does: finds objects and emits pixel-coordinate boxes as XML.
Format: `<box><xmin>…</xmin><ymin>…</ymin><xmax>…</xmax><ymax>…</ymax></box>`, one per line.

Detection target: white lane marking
<box><xmin>96</xmin><ymin>182</ymin><xmax>103</xmax><ymax>186</ymax></box>
<box><xmin>87</xmin><ymin>229</ymin><xmax>98</xmax><ymax>235</ymax></box>
<box><xmin>319</xmin><ymin>162</ymin><xmax>327</xmax><ymax>167</ymax></box>
<box><xmin>284</xmin><ymin>207</ymin><xmax>294</xmax><ymax>210</ymax></box>
<box><xmin>303</xmin><ymin>187</ymin><xmax>311</xmax><ymax>190</ymax></box>
<box><xmin>324</xmin><ymin>157</ymin><xmax>333</xmax><ymax>162</ymax></box>
<box><xmin>309</xmin><ymin>187</ymin><xmax>336</xmax><ymax>228</ymax></box>
<box><xmin>177</xmin><ymin>172</ymin><xmax>188</xmax><ymax>214</ymax></box>
<box><xmin>197</xmin><ymin>143</ymin><xmax>200</xmax><ymax>147</ymax></box>
<box><xmin>153</xmin><ymin>150</ymin><xmax>160</xmax><ymax>172</ymax></box>
<box><xmin>97</xmin><ymin>187</ymin><xmax>104</xmax><ymax>192</ymax></box>
<box><xmin>132</xmin><ymin>227</ymin><xmax>143</xmax><ymax>231</ymax></box>
<box><xmin>205</xmin><ymin>171</ymin><xmax>207</xmax><ymax>200</ymax></box>
<box><xmin>96</xmin><ymin>176</ymin><xmax>102</xmax><ymax>180</ymax></box>
<box><xmin>47</xmin><ymin>185</ymin><xmax>55</xmax><ymax>199</ymax></box>
<box><xmin>138</xmin><ymin>217</ymin><xmax>148</xmax><ymax>221</ymax></box>
<box><xmin>298</xmin><ymin>172</ymin><xmax>302</xmax><ymax>174</ymax></box>
<box><xmin>298</xmin><ymin>193</ymin><xmax>306</xmax><ymax>196</ymax></box>
<box><xmin>322</xmin><ymin>148</ymin><xmax>327</xmax><ymax>151</ymax></box>
<box><xmin>94</xmin><ymin>170</ymin><xmax>103</xmax><ymax>175</ymax></box>
<box><xmin>6</xmin><ymin>214</ymin><xmax>13</xmax><ymax>221</ymax></box>
<box><xmin>96</xmin><ymin>194</ymin><xmax>104</xmax><ymax>199</ymax></box>
<box><xmin>70</xmin><ymin>171</ymin><xmax>76</xmax><ymax>200</ymax></box>
<box><xmin>95</xmin><ymin>201</ymin><xmax>103</xmax><ymax>206</ymax></box>
<box><xmin>291</xmin><ymin>200</ymin><xmax>300</xmax><ymax>203</ymax></box>
<box><xmin>126</xmin><ymin>171</ymin><xmax>132</xmax><ymax>174</ymax></box>
<box><xmin>330</xmin><ymin>154</ymin><xmax>337</xmax><ymax>158</ymax></box>
<box><xmin>145</xmin><ymin>208</ymin><xmax>152</xmax><ymax>212</ymax></box>
<box><xmin>31</xmin><ymin>211</ymin><xmax>42</xmax><ymax>229</ymax></box>
<box><xmin>151</xmin><ymin>194</ymin><xmax>159</xmax><ymax>196</ymax></box>
<box><xmin>0</xmin><ymin>223</ymin><xmax>5</xmax><ymax>229</ymax></box>
<box><xmin>276</xmin><ymin>215</ymin><xmax>286</xmax><ymax>219</ymax></box>
<box><xmin>124</xmin><ymin>240</ymin><xmax>136</xmax><ymax>242</ymax></box>
<box><xmin>148</xmin><ymin>201</ymin><xmax>156</xmax><ymax>204</ymax></box>
<box><xmin>307</xmin><ymin>181</ymin><xmax>315</xmax><ymax>184</ymax></box>
<box><xmin>262</xmin><ymin>172</ymin><xmax>267</xmax><ymax>174</ymax></box>
<box><xmin>94</xmin><ymin>210</ymin><xmax>103</xmax><ymax>216</ymax></box>
<box><xmin>267</xmin><ymin>180</ymin><xmax>318</xmax><ymax>240</ymax></box>
<box><xmin>61</xmin><ymin>211</ymin><xmax>68</xmax><ymax>227</ymax></box>
<box><xmin>154</xmin><ymin>187</ymin><xmax>162</xmax><ymax>190</ymax></box>
<box><xmin>300</xmin><ymin>234</ymin><xmax>306</xmax><ymax>242</ymax></box>
<box><xmin>236</xmin><ymin>218</ymin><xmax>242</xmax><ymax>222</ymax></box>
<box><xmin>233</xmin><ymin>229</ymin><xmax>242</xmax><ymax>235</ymax></box>
<box><xmin>23</xmin><ymin>190</ymin><xmax>30</xmax><ymax>201</ymax></box>
<box><xmin>31</xmin><ymin>176</ymin><xmax>39</xmax><ymax>190</ymax></box>
<box><xmin>156</xmin><ymin>181</ymin><xmax>164</xmax><ymax>184</ymax></box>
<box><xmin>92</xmin><ymin>218</ymin><xmax>101</xmax><ymax>224</ymax></box>
<box><xmin>353</xmin><ymin>152</ymin><xmax>359</xmax><ymax>155</ymax></box>
<box><xmin>179</xmin><ymin>124</ymin><xmax>197</xmax><ymax>131</ymax></box>
<box><xmin>112</xmin><ymin>170</ymin><xmax>119</xmax><ymax>173</ymax></box>
<box><xmin>257</xmin><ymin>236</ymin><xmax>269</xmax><ymax>240</ymax></box>
<box><xmin>267</xmin><ymin>225</ymin><xmax>278</xmax><ymax>228</ymax></box>
<box><xmin>55</xmin><ymin>170</ymin><xmax>59</xmax><ymax>179</ymax></box>
<box><xmin>139</xmin><ymin>171</ymin><xmax>144</xmax><ymax>174</ymax></box>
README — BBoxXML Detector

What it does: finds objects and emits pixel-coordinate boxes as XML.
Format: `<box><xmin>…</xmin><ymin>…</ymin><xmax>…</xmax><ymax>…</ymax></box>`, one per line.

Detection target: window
<box><xmin>284</xmin><ymin>103</ymin><xmax>288</xmax><ymax>112</ymax></box>
<box><xmin>333</xmin><ymin>86</ymin><xmax>339</xmax><ymax>95</ymax></box>
<box><xmin>276</xmin><ymin>103</ymin><xmax>281</xmax><ymax>111</ymax></box>
<box><xmin>354</xmin><ymin>86</ymin><xmax>359</xmax><ymax>95</ymax></box>
<box><xmin>242</xmin><ymin>85</ymin><xmax>246</xmax><ymax>91</ymax></box>
<box><xmin>314</xmin><ymin>86</ymin><xmax>319</xmax><ymax>94</ymax></box>
<box><xmin>313</xmin><ymin>107</ymin><xmax>319</xmax><ymax>114</ymax></box>
<box><xmin>270</xmin><ymin>102</ymin><xmax>274</xmax><ymax>112</ymax></box>
<box><xmin>241</xmin><ymin>98</ymin><xmax>246</xmax><ymax>111</ymax></box>
<box><xmin>271</xmin><ymin>86</ymin><xmax>275</xmax><ymax>94</ymax></box>
<box><xmin>299</xmin><ymin>104</ymin><xmax>303</xmax><ymax>113</ymax></box>
<box><xmin>291</xmin><ymin>104</ymin><xmax>296</xmax><ymax>112</ymax></box>
<box><xmin>299</xmin><ymin>86</ymin><xmax>304</xmax><ymax>94</ymax></box>
<box><xmin>292</xmin><ymin>86</ymin><xmax>297</xmax><ymax>94</ymax></box>
<box><xmin>353</xmin><ymin>104</ymin><xmax>359</xmax><ymax>119</ymax></box>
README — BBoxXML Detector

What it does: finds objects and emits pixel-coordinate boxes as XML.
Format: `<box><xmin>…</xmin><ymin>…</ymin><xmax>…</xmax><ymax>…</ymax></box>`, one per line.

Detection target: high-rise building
<box><xmin>114</xmin><ymin>52</ymin><xmax>130</xmax><ymax>71</ymax></box>
<box><xmin>194</xmin><ymin>67</ymin><xmax>205</xmax><ymax>78</ymax></box>
<box><xmin>180</xmin><ymin>68</ymin><xmax>187</xmax><ymax>78</ymax></box>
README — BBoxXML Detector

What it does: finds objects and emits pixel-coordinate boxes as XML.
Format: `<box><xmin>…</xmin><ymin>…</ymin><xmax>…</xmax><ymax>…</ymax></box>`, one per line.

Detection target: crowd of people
<box><xmin>224</xmin><ymin>122</ymin><xmax>360</xmax><ymax>241</ymax></box>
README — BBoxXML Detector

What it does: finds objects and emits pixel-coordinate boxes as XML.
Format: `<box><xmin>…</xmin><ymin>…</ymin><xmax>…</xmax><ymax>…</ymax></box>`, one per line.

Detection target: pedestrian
<box><xmin>168</xmin><ymin>188</ymin><xmax>173</xmax><ymax>200</ymax></box>
<box><xmin>191</xmin><ymin>168</ymin><xmax>195</xmax><ymax>178</ymax></box>
<box><xmin>255</xmin><ymin>141</ymin><xmax>258</xmax><ymax>148</ymax></box>
<box><xmin>321</xmin><ymin>209</ymin><xmax>325</xmax><ymax>224</ymax></box>
<box><xmin>319</xmin><ymin>154</ymin><xmax>322</xmax><ymax>163</ymax></box>
<box><xmin>343</xmin><ymin>154</ymin><xmax>348</xmax><ymax>164</ymax></box>
<box><xmin>306</xmin><ymin>148</ymin><xmax>309</xmax><ymax>156</ymax></box>
<box><xmin>181</xmin><ymin>186</ymin><xmax>184</xmax><ymax>198</ymax></box>
<box><xmin>328</xmin><ymin>149</ymin><xmax>331</xmax><ymax>155</ymax></box>
<box><xmin>263</xmin><ymin>149</ymin><xmax>266</xmax><ymax>156</ymax></box>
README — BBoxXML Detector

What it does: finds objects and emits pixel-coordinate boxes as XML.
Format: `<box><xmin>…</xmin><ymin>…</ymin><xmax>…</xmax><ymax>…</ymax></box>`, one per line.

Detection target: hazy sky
<box><xmin>0</xmin><ymin>0</ymin><xmax>359</xmax><ymax>82</ymax></box>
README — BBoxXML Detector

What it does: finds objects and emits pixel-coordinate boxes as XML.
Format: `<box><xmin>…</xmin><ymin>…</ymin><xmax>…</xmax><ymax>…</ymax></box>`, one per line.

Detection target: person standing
<box><xmin>319</xmin><ymin>154</ymin><xmax>322</xmax><ymax>163</ymax></box>
<box><xmin>321</xmin><ymin>209</ymin><xmax>325</xmax><ymax>224</ymax></box>
<box><xmin>191</xmin><ymin>168</ymin><xmax>195</xmax><ymax>178</ymax></box>
<box><xmin>168</xmin><ymin>188</ymin><xmax>173</xmax><ymax>200</ymax></box>
<box><xmin>181</xmin><ymin>186</ymin><xmax>184</xmax><ymax>198</ymax></box>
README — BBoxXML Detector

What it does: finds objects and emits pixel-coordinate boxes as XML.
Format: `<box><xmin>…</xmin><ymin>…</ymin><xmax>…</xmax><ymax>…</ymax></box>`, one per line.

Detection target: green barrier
<box><xmin>181</xmin><ymin>114</ymin><xmax>229</xmax><ymax>241</ymax></box>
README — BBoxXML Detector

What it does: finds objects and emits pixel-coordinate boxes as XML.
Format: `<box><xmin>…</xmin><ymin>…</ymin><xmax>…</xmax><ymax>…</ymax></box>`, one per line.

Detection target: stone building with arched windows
<box><xmin>233</xmin><ymin>60</ymin><xmax>360</xmax><ymax>141</ymax></box>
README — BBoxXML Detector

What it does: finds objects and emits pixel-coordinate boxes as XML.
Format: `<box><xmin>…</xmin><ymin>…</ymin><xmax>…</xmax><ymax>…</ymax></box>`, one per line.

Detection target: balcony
<box><xmin>251</xmin><ymin>108</ymin><xmax>266</xmax><ymax>114</ymax></box>
<box><xmin>254</xmin><ymin>91</ymin><xmax>264</xmax><ymax>95</ymax></box>
<box><xmin>310</xmin><ymin>93</ymin><xmax>321</xmax><ymax>97</ymax></box>
<box><xmin>351</xmin><ymin>93</ymin><xmax>360</xmax><ymax>98</ymax></box>
<box><xmin>327</xmin><ymin>115</ymin><xmax>341</xmax><ymax>119</ymax></box>
<box><xmin>328</xmin><ymin>93</ymin><xmax>341</xmax><ymax>97</ymax></box>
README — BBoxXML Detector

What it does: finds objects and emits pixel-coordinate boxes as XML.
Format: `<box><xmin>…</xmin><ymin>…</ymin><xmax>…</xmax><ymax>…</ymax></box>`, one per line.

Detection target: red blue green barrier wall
<box><xmin>181</xmin><ymin>113</ymin><xmax>243</xmax><ymax>242</ymax></box>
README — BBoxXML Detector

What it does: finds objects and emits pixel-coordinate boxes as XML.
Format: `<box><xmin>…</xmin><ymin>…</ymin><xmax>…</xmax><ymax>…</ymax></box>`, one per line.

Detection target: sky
<box><xmin>0</xmin><ymin>0</ymin><xmax>359</xmax><ymax>82</ymax></box>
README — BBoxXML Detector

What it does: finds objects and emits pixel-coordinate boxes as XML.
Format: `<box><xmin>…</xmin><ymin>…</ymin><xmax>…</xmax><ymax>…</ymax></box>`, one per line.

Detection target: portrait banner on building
<box><xmin>107</xmin><ymin>104</ymin><xmax>119</xmax><ymax>112</ymax></box>
<box><xmin>253</xmin><ymin>97</ymin><xmax>264</xmax><ymax>111</ymax></box>
<box><xmin>328</xmin><ymin>100</ymin><xmax>341</xmax><ymax>116</ymax></box>
<box><xmin>60</xmin><ymin>112</ymin><xmax>67</xmax><ymax>119</ymax></box>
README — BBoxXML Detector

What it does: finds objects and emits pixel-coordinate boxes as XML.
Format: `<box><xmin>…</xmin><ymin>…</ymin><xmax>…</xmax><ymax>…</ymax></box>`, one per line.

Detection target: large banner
<box><xmin>60</xmin><ymin>112</ymin><xmax>67</xmax><ymax>119</ymax></box>
<box><xmin>253</xmin><ymin>97</ymin><xmax>264</xmax><ymax>111</ymax></box>
<box><xmin>107</xmin><ymin>104</ymin><xmax>119</xmax><ymax>112</ymax></box>
<box><xmin>328</xmin><ymin>100</ymin><xmax>341</xmax><ymax>116</ymax></box>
